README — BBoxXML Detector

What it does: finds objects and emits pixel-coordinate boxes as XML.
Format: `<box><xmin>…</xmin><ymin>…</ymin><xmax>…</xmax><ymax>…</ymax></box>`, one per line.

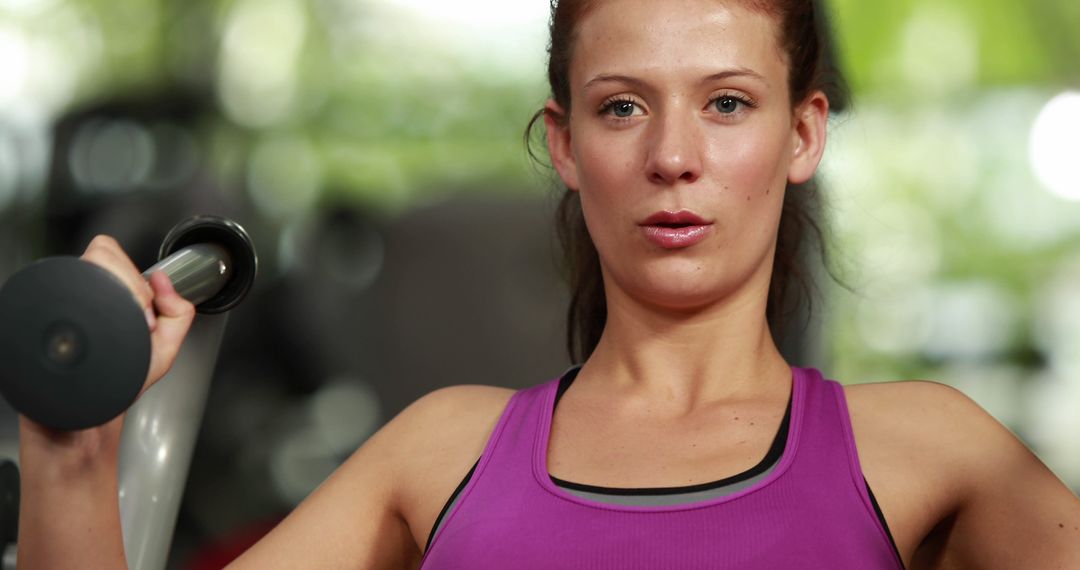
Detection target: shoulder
<box><xmin>842</xmin><ymin>377</ymin><xmax>1062</xmax><ymax>511</ymax></box>
<box><xmin>329</xmin><ymin>384</ymin><xmax>516</xmax><ymax>497</ymax></box>
<box><xmin>376</xmin><ymin>384</ymin><xmax>517</xmax><ymax>544</ymax></box>
<box><xmin>842</xmin><ymin>380</ymin><xmax>995</xmax><ymax>509</ymax></box>
<box><xmin>842</xmin><ymin>379</ymin><xmax>1009</xmax><ymax>459</ymax></box>
<box><xmin>379</xmin><ymin>384</ymin><xmax>517</xmax><ymax>474</ymax></box>
<box><xmin>843</xmin><ymin>378</ymin><xmax>987</xmax><ymax>434</ymax></box>
<box><xmin>842</xmin><ymin>379</ymin><xmax>1015</xmax><ymax>486</ymax></box>
<box><xmin>393</xmin><ymin>384</ymin><xmax>517</xmax><ymax>435</ymax></box>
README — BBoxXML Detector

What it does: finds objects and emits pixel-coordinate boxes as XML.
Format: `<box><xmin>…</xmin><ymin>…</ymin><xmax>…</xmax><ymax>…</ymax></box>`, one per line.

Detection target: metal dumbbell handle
<box><xmin>143</xmin><ymin>243</ymin><xmax>232</xmax><ymax>306</ymax></box>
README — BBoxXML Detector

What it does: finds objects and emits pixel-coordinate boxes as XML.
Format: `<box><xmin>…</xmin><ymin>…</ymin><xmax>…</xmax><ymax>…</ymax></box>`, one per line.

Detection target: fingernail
<box><xmin>145</xmin><ymin>307</ymin><xmax>157</xmax><ymax>331</ymax></box>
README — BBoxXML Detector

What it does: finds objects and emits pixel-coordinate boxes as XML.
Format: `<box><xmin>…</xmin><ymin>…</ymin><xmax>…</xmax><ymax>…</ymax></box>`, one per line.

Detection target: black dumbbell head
<box><xmin>0</xmin><ymin>257</ymin><xmax>150</xmax><ymax>430</ymax></box>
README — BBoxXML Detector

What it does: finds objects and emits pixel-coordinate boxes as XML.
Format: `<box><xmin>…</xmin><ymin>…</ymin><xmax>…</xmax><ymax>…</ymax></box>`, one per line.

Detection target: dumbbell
<box><xmin>0</xmin><ymin>216</ymin><xmax>257</xmax><ymax>431</ymax></box>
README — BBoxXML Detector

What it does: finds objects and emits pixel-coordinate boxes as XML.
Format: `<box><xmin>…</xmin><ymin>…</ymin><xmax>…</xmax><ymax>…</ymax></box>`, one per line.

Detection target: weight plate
<box><xmin>0</xmin><ymin>257</ymin><xmax>151</xmax><ymax>430</ymax></box>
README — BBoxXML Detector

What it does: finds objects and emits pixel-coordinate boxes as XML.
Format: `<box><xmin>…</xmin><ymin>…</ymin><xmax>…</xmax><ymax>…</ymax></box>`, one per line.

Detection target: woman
<box><xmin>18</xmin><ymin>0</ymin><xmax>1080</xmax><ymax>568</ymax></box>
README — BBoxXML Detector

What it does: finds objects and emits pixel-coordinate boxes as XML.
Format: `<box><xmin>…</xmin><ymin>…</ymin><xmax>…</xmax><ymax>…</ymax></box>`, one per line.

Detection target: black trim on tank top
<box><xmin>866</xmin><ymin>476</ymin><xmax>905</xmax><ymax>568</ymax></box>
<box><xmin>424</xmin><ymin>459</ymin><xmax>478</xmax><ymax>553</ymax></box>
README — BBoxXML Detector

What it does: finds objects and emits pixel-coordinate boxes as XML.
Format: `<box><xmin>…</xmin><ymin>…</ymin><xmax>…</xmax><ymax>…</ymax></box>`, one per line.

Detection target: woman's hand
<box><xmin>78</xmin><ymin>235</ymin><xmax>197</xmax><ymax>399</ymax></box>
<box><xmin>19</xmin><ymin>235</ymin><xmax>197</xmax><ymax>441</ymax></box>
<box><xmin>16</xmin><ymin>232</ymin><xmax>200</xmax><ymax>453</ymax></box>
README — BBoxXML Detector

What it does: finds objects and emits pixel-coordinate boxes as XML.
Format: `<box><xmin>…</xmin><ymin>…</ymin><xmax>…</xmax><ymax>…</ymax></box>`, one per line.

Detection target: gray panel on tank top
<box><xmin>558</xmin><ymin>461</ymin><xmax>778</xmax><ymax>506</ymax></box>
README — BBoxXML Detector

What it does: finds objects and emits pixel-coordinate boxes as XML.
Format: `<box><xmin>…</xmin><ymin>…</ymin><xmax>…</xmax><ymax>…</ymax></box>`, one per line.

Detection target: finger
<box><xmin>143</xmin><ymin>271</ymin><xmax>196</xmax><ymax>392</ymax></box>
<box><xmin>80</xmin><ymin>235</ymin><xmax>156</xmax><ymax>325</ymax></box>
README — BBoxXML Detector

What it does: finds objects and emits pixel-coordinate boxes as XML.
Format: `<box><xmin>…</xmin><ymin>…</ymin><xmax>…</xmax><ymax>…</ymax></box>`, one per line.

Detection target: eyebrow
<box><xmin>583</xmin><ymin>68</ymin><xmax>768</xmax><ymax>90</ymax></box>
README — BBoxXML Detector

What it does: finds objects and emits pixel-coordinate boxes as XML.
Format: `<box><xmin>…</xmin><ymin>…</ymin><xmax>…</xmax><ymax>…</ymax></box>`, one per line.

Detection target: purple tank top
<box><xmin>420</xmin><ymin>367</ymin><xmax>903</xmax><ymax>569</ymax></box>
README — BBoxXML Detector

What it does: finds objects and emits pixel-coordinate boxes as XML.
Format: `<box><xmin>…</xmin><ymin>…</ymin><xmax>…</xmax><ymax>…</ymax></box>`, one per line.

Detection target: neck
<box><xmin>580</xmin><ymin>280</ymin><xmax>791</xmax><ymax>410</ymax></box>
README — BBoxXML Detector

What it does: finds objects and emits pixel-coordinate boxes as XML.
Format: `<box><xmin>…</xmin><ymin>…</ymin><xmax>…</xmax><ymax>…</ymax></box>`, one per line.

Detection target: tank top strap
<box><xmin>790</xmin><ymin>367</ymin><xmax>900</xmax><ymax>563</ymax></box>
<box><xmin>787</xmin><ymin>367</ymin><xmax>860</xmax><ymax>487</ymax></box>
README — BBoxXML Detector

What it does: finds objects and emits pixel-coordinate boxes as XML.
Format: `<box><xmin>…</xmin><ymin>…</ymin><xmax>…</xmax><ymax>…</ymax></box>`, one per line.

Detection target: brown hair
<box><xmin>528</xmin><ymin>0</ymin><xmax>841</xmax><ymax>362</ymax></box>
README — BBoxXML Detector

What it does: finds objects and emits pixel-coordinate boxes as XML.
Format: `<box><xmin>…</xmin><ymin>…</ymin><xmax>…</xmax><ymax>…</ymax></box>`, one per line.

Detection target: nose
<box><xmin>645</xmin><ymin>111</ymin><xmax>703</xmax><ymax>186</ymax></box>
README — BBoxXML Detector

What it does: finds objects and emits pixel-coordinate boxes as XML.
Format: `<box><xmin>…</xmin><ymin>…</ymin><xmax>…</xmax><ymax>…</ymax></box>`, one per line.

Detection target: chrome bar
<box><xmin>142</xmin><ymin>244</ymin><xmax>232</xmax><ymax>307</ymax></box>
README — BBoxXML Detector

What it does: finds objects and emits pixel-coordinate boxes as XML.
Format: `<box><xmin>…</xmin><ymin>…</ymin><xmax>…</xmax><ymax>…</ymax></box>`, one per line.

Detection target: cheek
<box><xmin>706</xmin><ymin>126</ymin><xmax>792</xmax><ymax>201</ymax></box>
<box><xmin>704</xmin><ymin>127</ymin><xmax>792</xmax><ymax>257</ymax></box>
<box><xmin>573</xmin><ymin>126</ymin><xmax>639</xmax><ymax>187</ymax></box>
<box><xmin>572</xmin><ymin>134</ymin><xmax>641</xmax><ymax>235</ymax></box>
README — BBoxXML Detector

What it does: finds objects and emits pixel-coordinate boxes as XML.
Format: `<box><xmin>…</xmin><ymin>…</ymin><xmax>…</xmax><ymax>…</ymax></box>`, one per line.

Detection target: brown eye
<box><xmin>714</xmin><ymin>96</ymin><xmax>740</xmax><ymax>114</ymax></box>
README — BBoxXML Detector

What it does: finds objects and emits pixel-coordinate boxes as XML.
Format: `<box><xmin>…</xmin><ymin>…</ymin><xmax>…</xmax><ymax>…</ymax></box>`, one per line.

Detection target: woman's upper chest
<box><xmin>546</xmin><ymin>392</ymin><xmax>788</xmax><ymax>488</ymax></box>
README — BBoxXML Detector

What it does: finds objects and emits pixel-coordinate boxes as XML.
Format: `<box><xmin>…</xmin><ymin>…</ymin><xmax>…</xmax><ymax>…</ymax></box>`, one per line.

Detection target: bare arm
<box><xmin>226</xmin><ymin>384</ymin><xmax>512</xmax><ymax>569</ymax></box>
<box><xmin>18</xmin><ymin>416</ymin><xmax>128</xmax><ymax>569</ymax></box>
<box><xmin>902</xmin><ymin>384</ymin><xmax>1080</xmax><ymax>569</ymax></box>
<box><xmin>224</xmin><ymin>403</ymin><xmax>421</xmax><ymax>569</ymax></box>
<box><xmin>17</xmin><ymin>238</ymin><xmax>196</xmax><ymax>569</ymax></box>
<box><xmin>849</xmin><ymin>380</ymin><xmax>1080</xmax><ymax>568</ymax></box>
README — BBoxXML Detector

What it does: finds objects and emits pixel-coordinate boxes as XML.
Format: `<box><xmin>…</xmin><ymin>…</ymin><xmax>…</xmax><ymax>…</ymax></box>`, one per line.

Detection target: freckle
<box><xmin>750</xmin><ymin>422</ymin><xmax>755</xmax><ymax>426</ymax></box>
<box><xmin>734</xmin><ymin>416</ymin><xmax>739</xmax><ymax>420</ymax></box>
<box><xmin>746</xmin><ymin>195</ymin><xmax>750</xmax><ymax>201</ymax></box>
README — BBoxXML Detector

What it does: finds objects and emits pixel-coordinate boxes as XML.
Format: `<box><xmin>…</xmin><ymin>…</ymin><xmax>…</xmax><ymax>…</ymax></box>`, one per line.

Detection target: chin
<box><xmin>616</xmin><ymin>269</ymin><xmax>742</xmax><ymax>314</ymax></box>
<box><xmin>599</xmin><ymin>248</ymin><xmax>768</xmax><ymax>314</ymax></box>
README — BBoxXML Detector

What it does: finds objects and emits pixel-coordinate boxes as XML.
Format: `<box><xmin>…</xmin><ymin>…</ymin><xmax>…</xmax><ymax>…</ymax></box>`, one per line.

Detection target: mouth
<box><xmin>639</xmin><ymin>210</ymin><xmax>712</xmax><ymax>228</ymax></box>
<box><xmin>638</xmin><ymin>210</ymin><xmax>713</xmax><ymax>249</ymax></box>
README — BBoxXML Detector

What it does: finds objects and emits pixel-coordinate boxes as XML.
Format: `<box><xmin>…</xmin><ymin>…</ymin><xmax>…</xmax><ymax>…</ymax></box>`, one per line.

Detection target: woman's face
<box><xmin>546</xmin><ymin>0</ymin><xmax>827</xmax><ymax>313</ymax></box>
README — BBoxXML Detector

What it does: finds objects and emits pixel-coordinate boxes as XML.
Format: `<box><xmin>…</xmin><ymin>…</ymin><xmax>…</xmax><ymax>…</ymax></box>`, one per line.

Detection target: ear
<box><xmin>787</xmin><ymin>90</ymin><xmax>829</xmax><ymax>185</ymax></box>
<box><xmin>543</xmin><ymin>99</ymin><xmax>581</xmax><ymax>191</ymax></box>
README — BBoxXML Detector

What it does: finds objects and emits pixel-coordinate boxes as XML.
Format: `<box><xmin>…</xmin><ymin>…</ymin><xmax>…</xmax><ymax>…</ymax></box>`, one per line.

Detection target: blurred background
<box><xmin>0</xmin><ymin>0</ymin><xmax>1076</xmax><ymax>566</ymax></box>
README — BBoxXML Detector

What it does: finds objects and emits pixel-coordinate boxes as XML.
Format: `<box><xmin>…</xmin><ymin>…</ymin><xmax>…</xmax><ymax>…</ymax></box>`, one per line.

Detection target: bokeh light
<box><xmin>1029</xmin><ymin>91</ymin><xmax>1080</xmax><ymax>201</ymax></box>
<box><xmin>68</xmin><ymin>119</ymin><xmax>155</xmax><ymax>194</ymax></box>
<box><xmin>383</xmin><ymin>0</ymin><xmax>549</xmax><ymax>76</ymax></box>
<box><xmin>899</xmin><ymin>5</ymin><xmax>979</xmax><ymax>95</ymax></box>
<box><xmin>217</xmin><ymin>0</ymin><xmax>307</xmax><ymax>127</ymax></box>
<box><xmin>246</xmin><ymin>134</ymin><xmax>323</xmax><ymax>221</ymax></box>
<box><xmin>0</xmin><ymin>134</ymin><xmax>18</xmax><ymax>211</ymax></box>
<box><xmin>0</xmin><ymin>26</ymin><xmax>30</xmax><ymax>105</ymax></box>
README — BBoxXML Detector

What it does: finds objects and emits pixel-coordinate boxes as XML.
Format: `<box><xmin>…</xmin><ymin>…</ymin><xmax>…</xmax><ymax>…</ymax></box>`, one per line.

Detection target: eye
<box><xmin>600</xmin><ymin>97</ymin><xmax>642</xmax><ymax>119</ymax></box>
<box><xmin>713</xmin><ymin>96</ymin><xmax>742</xmax><ymax>114</ymax></box>
<box><xmin>612</xmin><ymin>101</ymin><xmax>636</xmax><ymax>117</ymax></box>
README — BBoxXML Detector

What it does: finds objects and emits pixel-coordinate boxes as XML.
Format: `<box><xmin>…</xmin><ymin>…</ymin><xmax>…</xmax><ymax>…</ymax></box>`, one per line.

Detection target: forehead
<box><xmin>571</xmin><ymin>0</ymin><xmax>787</xmax><ymax>88</ymax></box>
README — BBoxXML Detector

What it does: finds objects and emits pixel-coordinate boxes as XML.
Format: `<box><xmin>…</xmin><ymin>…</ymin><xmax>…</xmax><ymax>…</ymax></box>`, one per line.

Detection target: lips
<box><xmin>639</xmin><ymin>210</ymin><xmax>713</xmax><ymax>249</ymax></box>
